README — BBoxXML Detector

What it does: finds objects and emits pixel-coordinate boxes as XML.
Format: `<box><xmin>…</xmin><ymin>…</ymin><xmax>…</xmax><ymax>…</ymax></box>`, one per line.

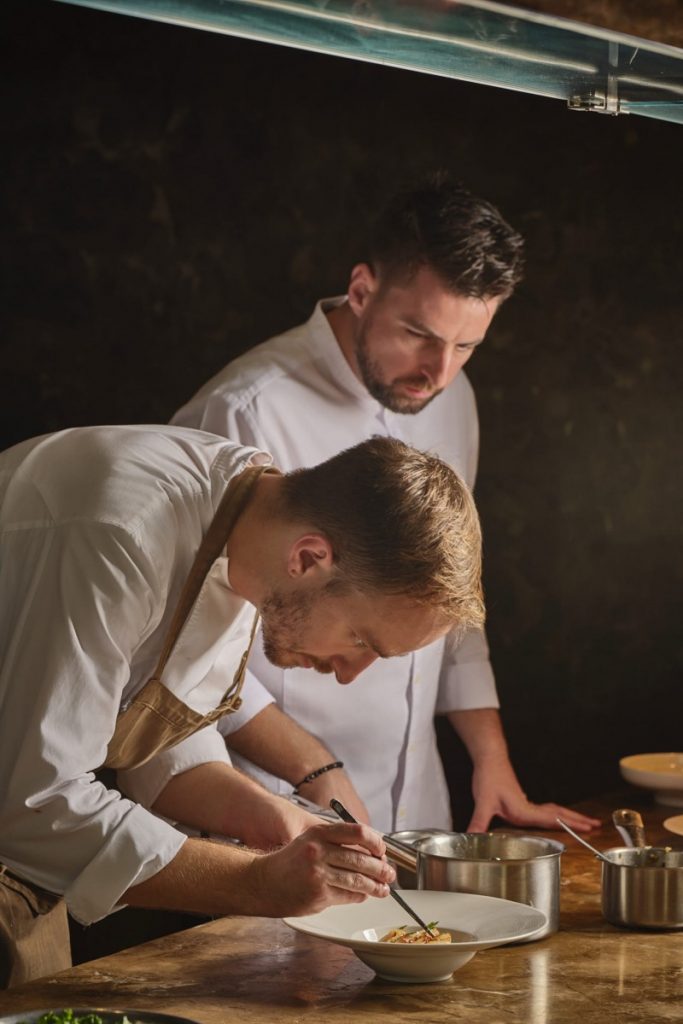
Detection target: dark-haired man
<box><xmin>174</xmin><ymin>175</ymin><xmax>599</xmax><ymax>835</ymax></box>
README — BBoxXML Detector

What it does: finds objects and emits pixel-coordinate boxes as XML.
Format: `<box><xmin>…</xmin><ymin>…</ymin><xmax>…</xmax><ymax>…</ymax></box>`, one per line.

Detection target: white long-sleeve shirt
<box><xmin>0</xmin><ymin>424</ymin><xmax>271</xmax><ymax>924</ymax></box>
<box><xmin>173</xmin><ymin>299</ymin><xmax>498</xmax><ymax>832</ymax></box>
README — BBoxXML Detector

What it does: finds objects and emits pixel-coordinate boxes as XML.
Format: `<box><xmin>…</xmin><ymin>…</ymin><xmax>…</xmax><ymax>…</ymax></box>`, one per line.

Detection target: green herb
<box><xmin>21</xmin><ymin>1013</ymin><xmax>138</xmax><ymax>1024</ymax></box>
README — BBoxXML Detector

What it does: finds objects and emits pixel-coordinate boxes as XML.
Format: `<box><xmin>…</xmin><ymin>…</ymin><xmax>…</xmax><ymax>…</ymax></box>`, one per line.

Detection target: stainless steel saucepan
<box><xmin>385</xmin><ymin>830</ymin><xmax>563</xmax><ymax>940</ymax></box>
<box><xmin>601</xmin><ymin>846</ymin><xmax>683</xmax><ymax>929</ymax></box>
<box><xmin>557</xmin><ymin>816</ymin><xmax>683</xmax><ymax>929</ymax></box>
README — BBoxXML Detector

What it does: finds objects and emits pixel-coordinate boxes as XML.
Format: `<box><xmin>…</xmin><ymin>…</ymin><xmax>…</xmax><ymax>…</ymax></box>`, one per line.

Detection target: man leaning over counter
<box><xmin>0</xmin><ymin>426</ymin><xmax>483</xmax><ymax>987</ymax></box>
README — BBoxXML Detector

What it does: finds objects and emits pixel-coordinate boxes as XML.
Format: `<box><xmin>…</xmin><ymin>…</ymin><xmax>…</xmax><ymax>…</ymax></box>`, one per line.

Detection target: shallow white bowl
<box><xmin>283</xmin><ymin>889</ymin><xmax>547</xmax><ymax>983</ymax></box>
<box><xmin>620</xmin><ymin>752</ymin><xmax>683</xmax><ymax>807</ymax></box>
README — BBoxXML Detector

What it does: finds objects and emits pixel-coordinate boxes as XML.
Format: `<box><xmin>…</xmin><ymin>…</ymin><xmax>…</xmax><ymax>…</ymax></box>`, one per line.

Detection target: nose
<box><xmin>421</xmin><ymin>346</ymin><xmax>453</xmax><ymax>389</ymax></box>
<box><xmin>333</xmin><ymin>649</ymin><xmax>378</xmax><ymax>685</ymax></box>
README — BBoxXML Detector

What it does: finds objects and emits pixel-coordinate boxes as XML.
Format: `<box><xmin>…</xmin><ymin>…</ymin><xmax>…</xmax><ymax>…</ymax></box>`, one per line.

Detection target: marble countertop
<box><xmin>2</xmin><ymin>792</ymin><xmax>682</xmax><ymax>1023</ymax></box>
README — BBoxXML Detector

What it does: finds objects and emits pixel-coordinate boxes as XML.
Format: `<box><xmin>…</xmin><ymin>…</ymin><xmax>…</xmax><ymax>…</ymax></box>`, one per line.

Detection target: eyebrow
<box><xmin>401</xmin><ymin>316</ymin><xmax>444</xmax><ymax>342</ymax></box>
<box><xmin>361</xmin><ymin>633</ymin><xmax>394</xmax><ymax>659</ymax></box>
<box><xmin>401</xmin><ymin>316</ymin><xmax>485</xmax><ymax>348</ymax></box>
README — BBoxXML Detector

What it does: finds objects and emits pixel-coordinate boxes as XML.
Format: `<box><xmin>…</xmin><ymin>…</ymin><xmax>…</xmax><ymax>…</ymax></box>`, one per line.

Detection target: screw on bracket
<box><xmin>568</xmin><ymin>90</ymin><xmax>621</xmax><ymax>114</ymax></box>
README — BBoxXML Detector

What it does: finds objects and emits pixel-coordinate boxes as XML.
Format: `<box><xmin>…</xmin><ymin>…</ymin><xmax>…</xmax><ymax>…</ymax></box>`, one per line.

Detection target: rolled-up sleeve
<box><xmin>0</xmin><ymin>520</ymin><xmax>189</xmax><ymax>923</ymax></box>
<box><xmin>65</xmin><ymin>803</ymin><xmax>186</xmax><ymax>924</ymax></box>
<box><xmin>435</xmin><ymin>627</ymin><xmax>499</xmax><ymax>713</ymax></box>
<box><xmin>118</xmin><ymin>722</ymin><xmax>233</xmax><ymax>808</ymax></box>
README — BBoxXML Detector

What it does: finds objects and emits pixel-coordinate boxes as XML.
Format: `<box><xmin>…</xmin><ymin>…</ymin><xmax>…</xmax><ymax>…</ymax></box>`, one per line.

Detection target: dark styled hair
<box><xmin>368</xmin><ymin>171</ymin><xmax>524</xmax><ymax>299</ymax></box>
<box><xmin>279</xmin><ymin>436</ymin><xmax>484</xmax><ymax>632</ymax></box>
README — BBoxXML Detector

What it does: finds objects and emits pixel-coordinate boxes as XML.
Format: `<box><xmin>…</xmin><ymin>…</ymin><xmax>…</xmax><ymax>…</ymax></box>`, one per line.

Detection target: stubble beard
<box><xmin>260</xmin><ymin>588</ymin><xmax>334</xmax><ymax>674</ymax></box>
<box><xmin>355</xmin><ymin>329</ymin><xmax>442</xmax><ymax>415</ymax></box>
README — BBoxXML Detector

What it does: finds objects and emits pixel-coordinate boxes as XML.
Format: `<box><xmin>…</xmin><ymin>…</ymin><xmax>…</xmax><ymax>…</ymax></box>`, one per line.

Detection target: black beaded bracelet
<box><xmin>293</xmin><ymin>761</ymin><xmax>344</xmax><ymax>793</ymax></box>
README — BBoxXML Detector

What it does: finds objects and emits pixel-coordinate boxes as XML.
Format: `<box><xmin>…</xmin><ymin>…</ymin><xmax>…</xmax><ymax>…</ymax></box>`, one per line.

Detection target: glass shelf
<box><xmin>56</xmin><ymin>0</ymin><xmax>683</xmax><ymax>124</ymax></box>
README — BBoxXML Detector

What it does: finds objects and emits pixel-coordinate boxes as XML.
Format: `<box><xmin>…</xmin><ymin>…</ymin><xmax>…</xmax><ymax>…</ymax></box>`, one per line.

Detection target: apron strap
<box><xmin>151</xmin><ymin>463</ymin><xmax>277</xmax><ymax>682</ymax></box>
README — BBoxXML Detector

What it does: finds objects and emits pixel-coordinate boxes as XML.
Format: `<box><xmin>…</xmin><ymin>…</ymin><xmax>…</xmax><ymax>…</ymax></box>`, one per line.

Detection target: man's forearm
<box><xmin>224</xmin><ymin>703</ymin><xmax>370</xmax><ymax>823</ymax></box>
<box><xmin>227</xmin><ymin>703</ymin><xmax>338</xmax><ymax>786</ymax></box>
<box><xmin>125</xmin><ymin>821</ymin><xmax>395</xmax><ymax>919</ymax></box>
<box><xmin>446</xmin><ymin>707</ymin><xmax>509</xmax><ymax>766</ymax></box>
<box><xmin>152</xmin><ymin>760</ymin><xmax>316</xmax><ymax>846</ymax></box>
<box><xmin>125</xmin><ymin>835</ymin><xmax>264</xmax><ymax>917</ymax></box>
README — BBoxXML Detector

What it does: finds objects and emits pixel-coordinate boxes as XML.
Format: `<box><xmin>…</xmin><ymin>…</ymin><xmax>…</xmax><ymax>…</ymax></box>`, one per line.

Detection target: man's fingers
<box><xmin>469</xmin><ymin>799</ymin><xmax>601</xmax><ymax>832</ymax></box>
<box><xmin>309</xmin><ymin>821</ymin><xmax>387</xmax><ymax>857</ymax></box>
<box><xmin>294</xmin><ymin>823</ymin><xmax>395</xmax><ymax>902</ymax></box>
<box><xmin>467</xmin><ymin>797</ymin><xmax>497</xmax><ymax>833</ymax></box>
<box><xmin>547</xmin><ymin>805</ymin><xmax>601</xmax><ymax>832</ymax></box>
<box><xmin>467</xmin><ymin>812</ymin><xmax>493</xmax><ymax>832</ymax></box>
<box><xmin>506</xmin><ymin>802</ymin><xmax>601</xmax><ymax>831</ymax></box>
<box><xmin>326</xmin><ymin>865</ymin><xmax>393</xmax><ymax>899</ymax></box>
<box><xmin>323</xmin><ymin>842</ymin><xmax>395</xmax><ymax>891</ymax></box>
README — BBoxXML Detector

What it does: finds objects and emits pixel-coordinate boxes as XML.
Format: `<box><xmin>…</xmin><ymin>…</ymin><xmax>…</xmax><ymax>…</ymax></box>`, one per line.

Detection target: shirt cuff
<box><xmin>65</xmin><ymin>802</ymin><xmax>187</xmax><ymax>925</ymax></box>
<box><xmin>117</xmin><ymin>724</ymin><xmax>232</xmax><ymax>809</ymax></box>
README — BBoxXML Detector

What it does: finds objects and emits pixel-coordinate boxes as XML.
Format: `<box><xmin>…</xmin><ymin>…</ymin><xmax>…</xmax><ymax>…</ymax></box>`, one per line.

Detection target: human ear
<box><xmin>347</xmin><ymin>263</ymin><xmax>378</xmax><ymax>317</ymax></box>
<box><xmin>286</xmin><ymin>533</ymin><xmax>334</xmax><ymax>578</ymax></box>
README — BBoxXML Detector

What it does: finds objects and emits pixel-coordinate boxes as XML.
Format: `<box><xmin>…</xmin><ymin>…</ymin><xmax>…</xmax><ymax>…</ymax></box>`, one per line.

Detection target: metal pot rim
<box><xmin>413</xmin><ymin>832</ymin><xmax>565</xmax><ymax>862</ymax></box>
<box><xmin>602</xmin><ymin>845</ymin><xmax>683</xmax><ymax>868</ymax></box>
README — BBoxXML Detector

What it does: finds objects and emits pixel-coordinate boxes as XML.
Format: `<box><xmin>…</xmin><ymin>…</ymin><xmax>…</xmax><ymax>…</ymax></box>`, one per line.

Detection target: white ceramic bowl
<box><xmin>284</xmin><ymin>889</ymin><xmax>547</xmax><ymax>983</ymax></box>
<box><xmin>620</xmin><ymin>752</ymin><xmax>683</xmax><ymax>807</ymax></box>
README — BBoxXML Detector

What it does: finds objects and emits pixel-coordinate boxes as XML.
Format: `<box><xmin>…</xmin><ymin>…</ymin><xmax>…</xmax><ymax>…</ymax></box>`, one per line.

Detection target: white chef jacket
<box><xmin>173</xmin><ymin>300</ymin><xmax>499</xmax><ymax>832</ymax></box>
<box><xmin>0</xmin><ymin>424</ymin><xmax>272</xmax><ymax>924</ymax></box>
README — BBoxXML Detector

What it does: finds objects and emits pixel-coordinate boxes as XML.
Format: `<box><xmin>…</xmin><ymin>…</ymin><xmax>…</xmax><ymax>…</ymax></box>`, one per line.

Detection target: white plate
<box><xmin>620</xmin><ymin>752</ymin><xmax>683</xmax><ymax>807</ymax></box>
<box><xmin>284</xmin><ymin>889</ymin><xmax>547</xmax><ymax>983</ymax></box>
<box><xmin>663</xmin><ymin>814</ymin><xmax>683</xmax><ymax>837</ymax></box>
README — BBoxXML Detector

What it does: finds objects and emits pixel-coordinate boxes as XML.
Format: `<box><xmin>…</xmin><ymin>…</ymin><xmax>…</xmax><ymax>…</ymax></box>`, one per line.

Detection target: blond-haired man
<box><xmin>0</xmin><ymin>425</ymin><xmax>481</xmax><ymax>985</ymax></box>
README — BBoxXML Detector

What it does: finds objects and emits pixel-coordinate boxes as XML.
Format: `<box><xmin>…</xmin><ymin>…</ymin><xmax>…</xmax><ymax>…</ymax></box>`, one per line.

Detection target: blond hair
<box><xmin>280</xmin><ymin>436</ymin><xmax>484</xmax><ymax>633</ymax></box>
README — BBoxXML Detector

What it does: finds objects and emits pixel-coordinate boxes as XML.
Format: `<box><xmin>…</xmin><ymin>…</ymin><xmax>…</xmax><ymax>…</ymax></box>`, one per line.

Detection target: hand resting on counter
<box><xmin>468</xmin><ymin>755</ymin><xmax>601</xmax><ymax>833</ymax></box>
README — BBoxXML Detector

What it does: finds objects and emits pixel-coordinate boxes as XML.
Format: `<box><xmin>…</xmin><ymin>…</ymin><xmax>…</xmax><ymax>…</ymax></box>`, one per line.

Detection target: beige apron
<box><xmin>104</xmin><ymin>463</ymin><xmax>272</xmax><ymax>771</ymax></box>
<box><xmin>0</xmin><ymin>462</ymin><xmax>272</xmax><ymax>987</ymax></box>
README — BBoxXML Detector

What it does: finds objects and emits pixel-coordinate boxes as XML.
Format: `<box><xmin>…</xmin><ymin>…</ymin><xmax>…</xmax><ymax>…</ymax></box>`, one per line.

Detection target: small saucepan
<box><xmin>385</xmin><ymin>830</ymin><xmax>563</xmax><ymax>941</ymax></box>
<box><xmin>557</xmin><ymin>817</ymin><xmax>683</xmax><ymax>929</ymax></box>
<box><xmin>601</xmin><ymin>846</ymin><xmax>683</xmax><ymax>929</ymax></box>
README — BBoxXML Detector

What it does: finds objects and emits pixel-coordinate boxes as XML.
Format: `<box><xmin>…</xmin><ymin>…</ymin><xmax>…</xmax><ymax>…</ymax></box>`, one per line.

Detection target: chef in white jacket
<box><xmin>0</xmin><ymin>424</ymin><xmax>484</xmax><ymax>986</ymax></box>
<box><xmin>174</xmin><ymin>175</ymin><xmax>600</xmax><ymax>836</ymax></box>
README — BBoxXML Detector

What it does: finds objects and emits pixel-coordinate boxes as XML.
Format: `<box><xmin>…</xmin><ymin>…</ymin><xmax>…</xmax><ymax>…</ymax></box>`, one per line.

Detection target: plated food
<box><xmin>18</xmin><ymin>1015</ymin><xmax>135</xmax><ymax>1024</ymax></box>
<box><xmin>381</xmin><ymin>923</ymin><xmax>452</xmax><ymax>944</ymax></box>
<box><xmin>1</xmin><ymin>1012</ymin><xmax>198</xmax><ymax>1024</ymax></box>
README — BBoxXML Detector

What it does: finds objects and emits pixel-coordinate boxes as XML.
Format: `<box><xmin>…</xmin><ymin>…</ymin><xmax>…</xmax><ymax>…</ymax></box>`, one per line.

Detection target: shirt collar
<box><xmin>310</xmin><ymin>297</ymin><xmax>380</xmax><ymax>408</ymax></box>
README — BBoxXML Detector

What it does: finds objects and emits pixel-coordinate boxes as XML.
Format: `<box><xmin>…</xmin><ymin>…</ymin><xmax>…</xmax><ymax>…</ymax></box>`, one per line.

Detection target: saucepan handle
<box><xmin>382</xmin><ymin>834</ymin><xmax>419</xmax><ymax>871</ymax></box>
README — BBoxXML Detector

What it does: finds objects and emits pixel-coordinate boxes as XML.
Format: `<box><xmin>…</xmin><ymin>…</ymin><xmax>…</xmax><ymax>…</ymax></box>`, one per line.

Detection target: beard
<box><xmin>355</xmin><ymin>327</ymin><xmax>443</xmax><ymax>415</ymax></box>
<box><xmin>260</xmin><ymin>587</ymin><xmax>334</xmax><ymax>674</ymax></box>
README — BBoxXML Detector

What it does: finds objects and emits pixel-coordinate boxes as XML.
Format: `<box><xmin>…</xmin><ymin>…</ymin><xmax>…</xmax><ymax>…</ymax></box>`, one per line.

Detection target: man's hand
<box><xmin>126</xmin><ymin>821</ymin><xmax>394</xmax><ymax>919</ymax></box>
<box><xmin>300</xmin><ymin>767</ymin><xmax>371</xmax><ymax>825</ymax></box>
<box><xmin>239</xmin><ymin>793</ymin><xmax>320</xmax><ymax>849</ymax></box>
<box><xmin>252</xmin><ymin>821</ymin><xmax>394</xmax><ymax>917</ymax></box>
<box><xmin>448</xmin><ymin>708</ymin><xmax>601</xmax><ymax>834</ymax></box>
<box><xmin>468</xmin><ymin>756</ymin><xmax>601</xmax><ymax>833</ymax></box>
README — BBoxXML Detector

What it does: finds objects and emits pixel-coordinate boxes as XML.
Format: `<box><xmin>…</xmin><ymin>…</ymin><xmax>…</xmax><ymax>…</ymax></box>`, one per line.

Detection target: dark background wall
<box><xmin>3</xmin><ymin>1</ymin><xmax>682</xmax><ymax>825</ymax></box>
